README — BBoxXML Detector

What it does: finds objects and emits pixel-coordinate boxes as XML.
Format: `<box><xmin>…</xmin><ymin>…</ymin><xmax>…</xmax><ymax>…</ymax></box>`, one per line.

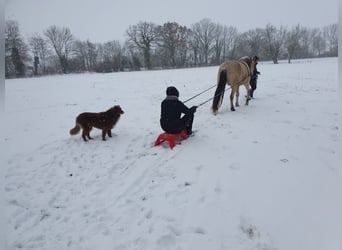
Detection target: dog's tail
<box><xmin>70</xmin><ymin>123</ymin><xmax>81</xmax><ymax>135</ymax></box>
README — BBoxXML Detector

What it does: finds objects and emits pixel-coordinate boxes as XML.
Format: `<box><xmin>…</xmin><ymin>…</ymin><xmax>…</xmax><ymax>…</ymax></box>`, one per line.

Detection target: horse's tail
<box><xmin>70</xmin><ymin>122</ymin><xmax>81</xmax><ymax>135</ymax></box>
<box><xmin>211</xmin><ymin>69</ymin><xmax>227</xmax><ymax>114</ymax></box>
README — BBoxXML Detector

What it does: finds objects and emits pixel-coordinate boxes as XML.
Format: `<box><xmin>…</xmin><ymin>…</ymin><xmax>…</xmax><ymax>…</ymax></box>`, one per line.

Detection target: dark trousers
<box><xmin>161</xmin><ymin>114</ymin><xmax>194</xmax><ymax>134</ymax></box>
<box><xmin>250</xmin><ymin>79</ymin><xmax>257</xmax><ymax>97</ymax></box>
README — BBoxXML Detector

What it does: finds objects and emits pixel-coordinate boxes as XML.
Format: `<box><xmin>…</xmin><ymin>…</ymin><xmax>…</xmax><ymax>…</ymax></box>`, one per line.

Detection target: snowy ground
<box><xmin>3</xmin><ymin>57</ymin><xmax>340</xmax><ymax>250</ymax></box>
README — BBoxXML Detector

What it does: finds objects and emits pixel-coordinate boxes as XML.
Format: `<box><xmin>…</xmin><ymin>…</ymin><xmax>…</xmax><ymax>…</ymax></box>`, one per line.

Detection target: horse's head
<box><xmin>239</xmin><ymin>56</ymin><xmax>251</xmax><ymax>65</ymax></box>
<box><xmin>250</xmin><ymin>56</ymin><xmax>259</xmax><ymax>75</ymax></box>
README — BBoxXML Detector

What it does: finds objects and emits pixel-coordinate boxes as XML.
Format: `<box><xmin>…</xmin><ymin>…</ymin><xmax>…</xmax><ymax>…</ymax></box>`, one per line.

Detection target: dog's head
<box><xmin>112</xmin><ymin>105</ymin><xmax>124</xmax><ymax>115</ymax></box>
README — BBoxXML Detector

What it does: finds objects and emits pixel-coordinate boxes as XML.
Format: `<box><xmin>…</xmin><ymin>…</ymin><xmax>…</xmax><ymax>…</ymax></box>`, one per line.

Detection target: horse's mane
<box><xmin>239</xmin><ymin>56</ymin><xmax>252</xmax><ymax>68</ymax></box>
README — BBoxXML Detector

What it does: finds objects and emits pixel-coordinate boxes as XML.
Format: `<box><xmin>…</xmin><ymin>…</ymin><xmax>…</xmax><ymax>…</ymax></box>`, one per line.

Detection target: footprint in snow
<box><xmin>194</xmin><ymin>227</ymin><xmax>206</xmax><ymax>234</ymax></box>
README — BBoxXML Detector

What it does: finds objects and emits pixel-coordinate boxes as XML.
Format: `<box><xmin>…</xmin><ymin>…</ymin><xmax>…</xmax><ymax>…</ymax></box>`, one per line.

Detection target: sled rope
<box><xmin>197</xmin><ymin>86</ymin><xmax>231</xmax><ymax>107</ymax></box>
<box><xmin>183</xmin><ymin>84</ymin><xmax>217</xmax><ymax>103</ymax></box>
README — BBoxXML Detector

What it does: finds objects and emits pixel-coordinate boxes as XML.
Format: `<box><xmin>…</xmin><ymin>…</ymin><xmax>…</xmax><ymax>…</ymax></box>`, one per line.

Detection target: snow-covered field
<box><xmin>3</xmin><ymin>57</ymin><xmax>340</xmax><ymax>250</ymax></box>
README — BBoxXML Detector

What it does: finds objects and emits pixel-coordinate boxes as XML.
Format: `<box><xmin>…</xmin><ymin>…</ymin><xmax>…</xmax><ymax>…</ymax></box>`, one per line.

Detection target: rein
<box><xmin>197</xmin><ymin>86</ymin><xmax>231</xmax><ymax>107</ymax></box>
<box><xmin>183</xmin><ymin>84</ymin><xmax>217</xmax><ymax>103</ymax></box>
<box><xmin>182</xmin><ymin>83</ymin><xmax>230</xmax><ymax>108</ymax></box>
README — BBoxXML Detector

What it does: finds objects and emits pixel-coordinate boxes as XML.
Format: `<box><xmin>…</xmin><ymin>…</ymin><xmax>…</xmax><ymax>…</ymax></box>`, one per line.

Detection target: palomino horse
<box><xmin>211</xmin><ymin>56</ymin><xmax>258</xmax><ymax>114</ymax></box>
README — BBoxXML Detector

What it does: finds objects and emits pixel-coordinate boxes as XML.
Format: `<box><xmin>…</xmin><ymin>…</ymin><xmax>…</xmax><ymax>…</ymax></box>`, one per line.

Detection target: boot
<box><xmin>250</xmin><ymin>90</ymin><xmax>254</xmax><ymax>98</ymax></box>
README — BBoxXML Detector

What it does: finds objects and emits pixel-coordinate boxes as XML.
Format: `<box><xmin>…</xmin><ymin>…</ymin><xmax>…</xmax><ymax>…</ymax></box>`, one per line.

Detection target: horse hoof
<box><xmin>231</xmin><ymin>107</ymin><xmax>235</xmax><ymax>111</ymax></box>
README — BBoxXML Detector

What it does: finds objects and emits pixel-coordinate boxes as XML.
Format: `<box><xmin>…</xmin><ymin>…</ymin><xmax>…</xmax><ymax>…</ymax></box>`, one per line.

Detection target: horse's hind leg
<box><xmin>235</xmin><ymin>86</ymin><xmax>240</xmax><ymax>107</ymax></box>
<box><xmin>230</xmin><ymin>87</ymin><xmax>236</xmax><ymax>111</ymax></box>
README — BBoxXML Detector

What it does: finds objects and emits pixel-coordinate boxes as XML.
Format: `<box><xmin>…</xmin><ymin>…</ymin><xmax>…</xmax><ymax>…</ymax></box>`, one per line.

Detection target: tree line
<box><xmin>5</xmin><ymin>18</ymin><xmax>338</xmax><ymax>78</ymax></box>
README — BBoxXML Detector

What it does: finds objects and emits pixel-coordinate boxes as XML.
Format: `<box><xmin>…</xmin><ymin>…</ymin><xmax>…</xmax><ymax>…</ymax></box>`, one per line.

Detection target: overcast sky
<box><xmin>5</xmin><ymin>0</ymin><xmax>338</xmax><ymax>43</ymax></box>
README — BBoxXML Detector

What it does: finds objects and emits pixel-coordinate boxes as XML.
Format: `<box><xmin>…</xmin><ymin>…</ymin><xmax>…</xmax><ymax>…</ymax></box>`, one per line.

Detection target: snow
<box><xmin>3</xmin><ymin>57</ymin><xmax>340</xmax><ymax>250</ymax></box>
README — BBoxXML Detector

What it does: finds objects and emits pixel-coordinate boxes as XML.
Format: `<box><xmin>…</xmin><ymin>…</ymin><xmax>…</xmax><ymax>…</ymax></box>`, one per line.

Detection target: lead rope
<box><xmin>197</xmin><ymin>86</ymin><xmax>231</xmax><ymax>107</ymax></box>
<box><xmin>183</xmin><ymin>84</ymin><xmax>217</xmax><ymax>103</ymax></box>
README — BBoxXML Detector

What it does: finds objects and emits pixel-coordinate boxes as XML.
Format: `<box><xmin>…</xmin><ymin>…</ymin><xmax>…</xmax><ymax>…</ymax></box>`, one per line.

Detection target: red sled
<box><xmin>154</xmin><ymin>130</ymin><xmax>188</xmax><ymax>149</ymax></box>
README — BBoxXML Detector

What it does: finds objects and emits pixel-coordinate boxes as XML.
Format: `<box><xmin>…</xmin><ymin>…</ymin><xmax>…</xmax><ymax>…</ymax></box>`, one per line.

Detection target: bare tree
<box><xmin>7</xmin><ymin>18</ymin><xmax>338</xmax><ymax>77</ymax></box>
<box><xmin>155</xmin><ymin>22</ymin><xmax>190</xmax><ymax>67</ymax></box>
<box><xmin>103</xmin><ymin>40</ymin><xmax>123</xmax><ymax>72</ymax></box>
<box><xmin>73</xmin><ymin>40</ymin><xmax>88</xmax><ymax>71</ymax></box>
<box><xmin>297</xmin><ymin>28</ymin><xmax>311</xmax><ymax>58</ymax></box>
<box><xmin>222</xmin><ymin>26</ymin><xmax>238</xmax><ymax>60</ymax></box>
<box><xmin>123</xmin><ymin>41</ymin><xmax>142</xmax><ymax>71</ymax></box>
<box><xmin>94</xmin><ymin>41</ymin><xmax>124</xmax><ymax>72</ymax></box>
<box><xmin>234</xmin><ymin>29</ymin><xmax>263</xmax><ymax>59</ymax></box>
<box><xmin>310</xmin><ymin>28</ymin><xmax>326</xmax><ymax>57</ymax></box>
<box><xmin>191</xmin><ymin>19</ymin><xmax>216</xmax><ymax>66</ymax></box>
<box><xmin>86</xmin><ymin>40</ymin><xmax>98</xmax><ymax>71</ymax></box>
<box><xmin>285</xmin><ymin>25</ymin><xmax>305</xmax><ymax>63</ymax></box>
<box><xmin>73</xmin><ymin>40</ymin><xmax>97</xmax><ymax>72</ymax></box>
<box><xmin>212</xmin><ymin>23</ymin><xmax>225</xmax><ymax>65</ymax></box>
<box><xmin>29</xmin><ymin>33</ymin><xmax>50</xmax><ymax>75</ymax></box>
<box><xmin>5</xmin><ymin>20</ymin><xmax>30</xmax><ymax>78</ymax></box>
<box><xmin>323</xmin><ymin>24</ymin><xmax>338</xmax><ymax>56</ymax></box>
<box><xmin>262</xmin><ymin>24</ymin><xmax>286</xmax><ymax>64</ymax></box>
<box><xmin>126</xmin><ymin>22</ymin><xmax>157</xmax><ymax>70</ymax></box>
<box><xmin>245</xmin><ymin>28</ymin><xmax>264</xmax><ymax>57</ymax></box>
<box><xmin>44</xmin><ymin>25</ymin><xmax>74</xmax><ymax>73</ymax></box>
<box><xmin>188</xmin><ymin>31</ymin><xmax>201</xmax><ymax>67</ymax></box>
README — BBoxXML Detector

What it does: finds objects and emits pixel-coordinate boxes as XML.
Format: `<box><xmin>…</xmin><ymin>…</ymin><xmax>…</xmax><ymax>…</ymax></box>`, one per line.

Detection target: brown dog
<box><xmin>70</xmin><ymin>105</ymin><xmax>124</xmax><ymax>141</ymax></box>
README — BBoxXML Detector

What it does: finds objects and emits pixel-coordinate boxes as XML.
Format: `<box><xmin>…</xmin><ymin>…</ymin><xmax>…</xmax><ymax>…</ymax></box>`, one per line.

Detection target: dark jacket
<box><xmin>250</xmin><ymin>65</ymin><xmax>260</xmax><ymax>82</ymax></box>
<box><xmin>160</xmin><ymin>96</ymin><xmax>196</xmax><ymax>133</ymax></box>
<box><xmin>250</xmin><ymin>65</ymin><xmax>260</xmax><ymax>92</ymax></box>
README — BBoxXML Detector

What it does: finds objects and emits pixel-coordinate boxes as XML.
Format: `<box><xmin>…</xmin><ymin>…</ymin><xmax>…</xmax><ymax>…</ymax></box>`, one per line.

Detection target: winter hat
<box><xmin>166</xmin><ymin>86</ymin><xmax>179</xmax><ymax>97</ymax></box>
